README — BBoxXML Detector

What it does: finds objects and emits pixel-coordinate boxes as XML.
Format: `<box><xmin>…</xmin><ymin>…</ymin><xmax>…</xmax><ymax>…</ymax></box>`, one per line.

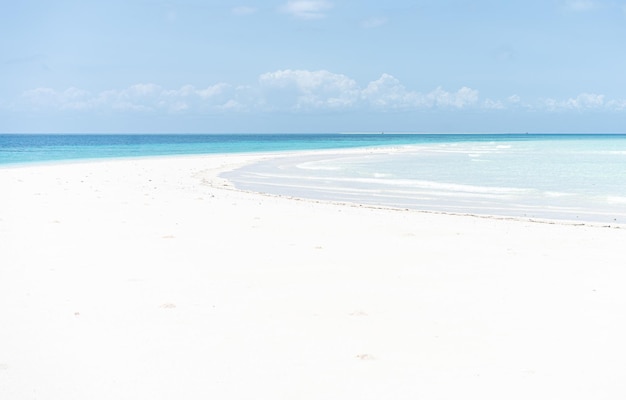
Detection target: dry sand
<box><xmin>1</xmin><ymin>152</ymin><xmax>626</xmax><ymax>399</ymax></box>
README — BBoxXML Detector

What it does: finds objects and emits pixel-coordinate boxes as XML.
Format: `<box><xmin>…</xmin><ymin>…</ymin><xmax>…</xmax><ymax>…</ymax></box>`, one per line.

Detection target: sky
<box><xmin>2</xmin><ymin>0</ymin><xmax>626</xmax><ymax>133</ymax></box>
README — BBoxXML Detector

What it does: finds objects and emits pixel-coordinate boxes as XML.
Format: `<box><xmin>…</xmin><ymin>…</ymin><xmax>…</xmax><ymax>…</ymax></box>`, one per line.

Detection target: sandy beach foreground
<box><xmin>2</xmin><ymin>152</ymin><xmax>626</xmax><ymax>399</ymax></box>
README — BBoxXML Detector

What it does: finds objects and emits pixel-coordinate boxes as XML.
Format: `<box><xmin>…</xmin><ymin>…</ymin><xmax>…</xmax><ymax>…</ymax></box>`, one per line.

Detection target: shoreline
<box><xmin>2</xmin><ymin>153</ymin><xmax>626</xmax><ymax>399</ymax></box>
<box><xmin>4</xmin><ymin>149</ymin><xmax>623</xmax><ymax>229</ymax></box>
<box><xmin>217</xmin><ymin>148</ymin><xmax>626</xmax><ymax>229</ymax></box>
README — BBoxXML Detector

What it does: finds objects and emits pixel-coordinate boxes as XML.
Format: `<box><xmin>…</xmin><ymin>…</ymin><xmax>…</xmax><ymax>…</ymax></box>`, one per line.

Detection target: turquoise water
<box><xmin>223</xmin><ymin>134</ymin><xmax>626</xmax><ymax>225</ymax></box>
<box><xmin>2</xmin><ymin>133</ymin><xmax>625</xmax><ymax>225</ymax></box>
<box><xmin>0</xmin><ymin>133</ymin><xmax>471</xmax><ymax>166</ymax></box>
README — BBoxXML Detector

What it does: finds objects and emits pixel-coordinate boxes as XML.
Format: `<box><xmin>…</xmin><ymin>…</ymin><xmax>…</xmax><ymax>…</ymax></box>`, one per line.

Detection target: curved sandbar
<box><xmin>1</xmin><ymin>153</ymin><xmax>626</xmax><ymax>399</ymax></box>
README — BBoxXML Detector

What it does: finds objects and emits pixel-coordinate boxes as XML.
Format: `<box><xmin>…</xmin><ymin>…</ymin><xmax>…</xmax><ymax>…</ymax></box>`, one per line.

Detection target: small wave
<box><xmin>296</xmin><ymin>161</ymin><xmax>341</xmax><ymax>171</ymax></box>
<box><xmin>583</xmin><ymin>150</ymin><xmax>626</xmax><ymax>156</ymax></box>
<box><xmin>259</xmin><ymin>174</ymin><xmax>530</xmax><ymax>196</ymax></box>
<box><xmin>607</xmin><ymin>196</ymin><xmax>626</xmax><ymax>204</ymax></box>
<box><xmin>544</xmin><ymin>191</ymin><xmax>575</xmax><ymax>198</ymax></box>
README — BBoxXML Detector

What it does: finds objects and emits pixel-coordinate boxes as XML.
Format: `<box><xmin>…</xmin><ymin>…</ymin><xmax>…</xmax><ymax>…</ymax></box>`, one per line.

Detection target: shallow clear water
<box><xmin>2</xmin><ymin>133</ymin><xmax>625</xmax><ymax>224</ymax></box>
<box><xmin>224</xmin><ymin>135</ymin><xmax>626</xmax><ymax>225</ymax></box>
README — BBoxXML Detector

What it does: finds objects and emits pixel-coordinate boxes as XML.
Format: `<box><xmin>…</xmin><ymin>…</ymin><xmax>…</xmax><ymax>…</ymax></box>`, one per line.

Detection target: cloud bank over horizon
<box><xmin>12</xmin><ymin>69</ymin><xmax>625</xmax><ymax>119</ymax></box>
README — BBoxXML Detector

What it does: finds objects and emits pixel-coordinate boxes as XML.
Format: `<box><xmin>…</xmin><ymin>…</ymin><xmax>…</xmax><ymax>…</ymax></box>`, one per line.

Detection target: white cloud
<box><xmin>22</xmin><ymin>71</ymin><xmax>626</xmax><ymax>117</ymax></box>
<box><xmin>361</xmin><ymin>74</ymin><xmax>479</xmax><ymax>110</ymax></box>
<box><xmin>280</xmin><ymin>0</ymin><xmax>333</xmax><ymax>19</ymax></box>
<box><xmin>606</xmin><ymin>99</ymin><xmax>626</xmax><ymax>110</ymax></box>
<box><xmin>259</xmin><ymin>69</ymin><xmax>359</xmax><ymax>109</ymax></box>
<box><xmin>569</xmin><ymin>93</ymin><xmax>605</xmax><ymax>108</ymax></box>
<box><xmin>218</xmin><ymin>99</ymin><xmax>244</xmax><ymax>111</ymax></box>
<box><xmin>21</xmin><ymin>83</ymin><xmax>235</xmax><ymax>114</ymax></box>
<box><xmin>232</xmin><ymin>6</ymin><xmax>257</xmax><ymax>16</ymax></box>
<box><xmin>185</xmin><ymin>83</ymin><xmax>229</xmax><ymax>99</ymax></box>
<box><xmin>18</xmin><ymin>72</ymin><xmax>482</xmax><ymax>114</ymax></box>
<box><xmin>508</xmin><ymin>95</ymin><xmax>521</xmax><ymax>104</ymax></box>
<box><xmin>22</xmin><ymin>87</ymin><xmax>93</xmax><ymax>110</ymax></box>
<box><xmin>544</xmin><ymin>93</ymin><xmax>605</xmax><ymax>110</ymax></box>
<box><xmin>362</xmin><ymin>74</ymin><xmax>420</xmax><ymax>109</ymax></box>
<box><xmin>125</xmin><ymin>83</ymin><xmax>161</xmax><ymax>97</ymax></box>
<box><xmin>22</xmin><ymin>87</ymin><xmax>61</xmax><ymax>108</ymax></box>
<box><xmin>427</xmin><ymin>86</ymin><xmax>479</xmax><ymax>108</ymax></box>
<box><xmin>483</xmin><ymin>99</ymin><xmax>505</xmax><ymax>109</ymax></box>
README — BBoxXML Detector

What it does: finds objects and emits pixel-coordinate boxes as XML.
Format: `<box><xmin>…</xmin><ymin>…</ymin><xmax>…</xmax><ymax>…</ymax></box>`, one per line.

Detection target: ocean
<box><xmin>0</xmin><ymin>133</ymin><xmax>434</xmax><ymax>166</ymax></box>
<box><xmin>2</xmin><ymin>133</ymin><xmax>625</xmax><ymax>225</ymax></box>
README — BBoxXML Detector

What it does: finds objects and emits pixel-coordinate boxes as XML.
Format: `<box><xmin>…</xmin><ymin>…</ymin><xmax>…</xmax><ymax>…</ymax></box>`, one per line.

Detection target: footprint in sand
<box><xmin>160</xmin><ymin>303</ymin><xmax>176</xmax><ymax>309</ymax></box>
<box><xmin>355</xmin><ymin>354</ymin><xmax>375</xmax><ymax>361</ymax></box>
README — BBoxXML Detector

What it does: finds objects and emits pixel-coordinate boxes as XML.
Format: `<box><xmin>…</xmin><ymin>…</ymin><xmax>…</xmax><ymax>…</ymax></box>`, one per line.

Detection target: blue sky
<box><xmin>2</xmin><ymin>0</ymin><xmax>626</xmax><ymax>133</ymax></box>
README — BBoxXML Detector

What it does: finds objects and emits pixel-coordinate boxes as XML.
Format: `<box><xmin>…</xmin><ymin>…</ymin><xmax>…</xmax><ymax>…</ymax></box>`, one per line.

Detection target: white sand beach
<box><xmin>2</xmin><ymin>152</ymin><xmax>626</xmax><ymax>399</ymax></box>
